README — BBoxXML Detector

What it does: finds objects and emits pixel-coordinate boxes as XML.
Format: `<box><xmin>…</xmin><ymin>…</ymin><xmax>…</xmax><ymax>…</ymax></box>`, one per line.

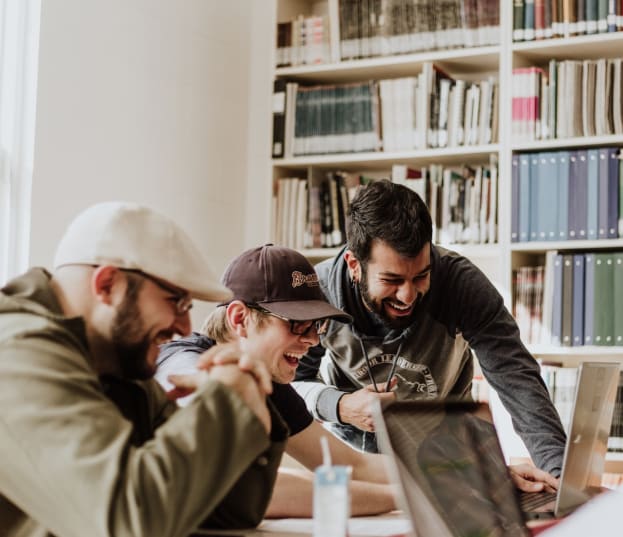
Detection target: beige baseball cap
<box><xmin>53</xmin><ymin>201</ymin><xmax>232</xmax><ymax>302</ymax></box>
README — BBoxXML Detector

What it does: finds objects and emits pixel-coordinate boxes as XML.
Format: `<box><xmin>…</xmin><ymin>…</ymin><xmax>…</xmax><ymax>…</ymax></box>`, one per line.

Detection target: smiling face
<box><xmin>110</xmin><ymin>271</ymin><xmax>192</xmax><ymax>380</ymax></box>
<box><xmin>238</xmin><ymin>307</ymin><xmax>320</xmax><ymax>384</ymax></box>
<box><xmin>347</xmin><ymin>239</ymin><xmax>431</xmax><ymax>329</ymax></box>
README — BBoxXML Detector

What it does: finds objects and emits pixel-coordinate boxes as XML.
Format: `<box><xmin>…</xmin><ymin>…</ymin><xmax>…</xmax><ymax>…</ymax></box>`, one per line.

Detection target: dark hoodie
<box><xmin>293</xmin><ymin>245</ymin><xmax>566</xmax><ymax>476</ymax></box>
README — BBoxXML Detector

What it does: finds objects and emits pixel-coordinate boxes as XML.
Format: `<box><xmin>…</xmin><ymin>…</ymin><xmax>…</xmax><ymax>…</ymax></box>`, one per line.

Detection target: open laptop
<box><xmin>372</xmin><ymin>362</ymin><xmax>620</xmax><ymax>536</ymax></box>
<box><xmin>520</xmin><ymin>361</ymin><xmax>620</xmax><ymax>518</ymax></box>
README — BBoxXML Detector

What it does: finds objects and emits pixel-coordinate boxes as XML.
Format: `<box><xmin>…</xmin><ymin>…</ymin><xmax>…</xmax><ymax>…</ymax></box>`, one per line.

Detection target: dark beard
<box><xmin>110</xmin><ymin>277</ymin><xmax>154</xmax><ymax>380</ymax></box>
<box><xmin>358</xmin><ymin>264</ymin><xmax>416</xmax><ymax>330</ymax></box>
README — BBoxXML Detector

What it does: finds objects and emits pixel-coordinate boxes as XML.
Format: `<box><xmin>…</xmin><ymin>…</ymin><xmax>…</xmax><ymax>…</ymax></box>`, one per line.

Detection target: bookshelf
<box><xmin>254</xmin><ymin>0</ymin><xmax>623</xmax><ymax>472</ymax></box>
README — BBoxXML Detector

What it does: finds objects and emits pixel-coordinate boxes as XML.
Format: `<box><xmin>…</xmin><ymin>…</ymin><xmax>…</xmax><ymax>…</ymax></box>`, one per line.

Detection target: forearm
<box><xmin>292</xmin><ymin>379</ymin><xmax>345</xmax><ymax>422</ymax></box>
<box><xmin>265</xmin><ymin>467</ymin><xmax>396</xmax><ymax>518</ymax></box>
<box><xmin>350</xmin><ymin>453</ymin><xmax>391</xmax><ymax>484</ymax></box>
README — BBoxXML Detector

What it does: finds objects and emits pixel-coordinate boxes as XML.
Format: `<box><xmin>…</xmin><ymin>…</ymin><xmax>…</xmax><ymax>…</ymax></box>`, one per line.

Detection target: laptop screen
<box><xmin>375</xmin><ymin>400</ymin><xmax>530</xmax><ymax>537</ymax></box>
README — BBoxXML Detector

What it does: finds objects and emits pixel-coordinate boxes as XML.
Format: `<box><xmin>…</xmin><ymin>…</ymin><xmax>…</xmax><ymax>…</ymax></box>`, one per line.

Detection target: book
<box><xmin>551</xmin><ymin>253</ymin><xmax>564</xmax><ymax>346</ymax></box>
<box><xmin>519</xmin><ymin>154</ymin><xmax>531</xmax><ymax>242</ymax></box>
<box><xmin>557</xmin><ymin>151</ymin><xmax>569</xmax><ymax>240</ymax></box>
<box><xmin>584</xmin><ymin>252</ymin><xmax>596</xmax><ymax>345</ymax></box>
<box><xmin>572</xmin><ymin>254</ymin><xmax>585</xmax><ymax>346</ymax></box>
<box><xmin>586</xmin><ymin>148</ymin><xmax>600</xmax><ymax>240</ymax></box>
<box><xmin>561</xmin><ymin>254</ymin><xmax>574</xmax><ymax>346</ymax></box>
<box><xmin>529</xmin><ymin>153</ymin><xmax>540</xmax><ymax>241</ymax></box>
<box><xmin>514</xmin><ymin>0</ymin><xmax>526</xmax><ymax>40</ymax></box>
<box><xmin>540</xmin><ymin>250</ymin><xmax>558</xmax><ymax>344</ymax></box>
<box><xmin>539</xmin><ymin>152</ymin><xmax>559</xmax><ymax>240</ymax></box>
<box><xmin>575</xmin><ymin>150</ymin><xmax>589</xmax><ymax>239</ymax></box>
<box><xmin>607</xmin><ymin>147</ymin><xmax>620</xmax><ymax>238</ymax></box>
<box><xmin>607</xmin><ymin>371</ymin><xmax>623</xmax><ymax>452</ymax></box>
<box><xmin>594</xmin><ymin>252</ymin><xmax>615</xmax><ymax>346</ymax></box>
<box><xmin>614</xmin><ymin>252</ymin><xmax>623</xmax><ymax>346</ymax></box>
<box><xmin>272</xmin><ymin>79</ymin><xmax>287</xmax><ymax>158</ymax></box>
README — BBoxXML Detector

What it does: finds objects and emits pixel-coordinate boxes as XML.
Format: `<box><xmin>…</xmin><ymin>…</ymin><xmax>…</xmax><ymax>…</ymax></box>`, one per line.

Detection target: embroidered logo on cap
<box><xmin>291</xmin><ymin>271</ymin><xmax>319</xmax><ymax>288</ymax></box>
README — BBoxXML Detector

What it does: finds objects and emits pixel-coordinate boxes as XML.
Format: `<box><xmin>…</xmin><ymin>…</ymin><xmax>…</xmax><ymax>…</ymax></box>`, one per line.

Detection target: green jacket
<box><xmin>0</xmin><ymin>268</ymin><xmax>287</xmax><ymax>537</ymax></box>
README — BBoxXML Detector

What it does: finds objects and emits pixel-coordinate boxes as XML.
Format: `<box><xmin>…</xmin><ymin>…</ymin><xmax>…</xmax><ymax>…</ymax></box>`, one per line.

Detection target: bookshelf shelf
<box><xmin>511</xmin><ymin>239</ymin><xmax>623</xmax><ymax>253</ymax></box>
<box><xmin>275</xmin><ymin>45</ymin><xmax>500</xmax><ymax>83</ymax></box>
<box><xmin>528</xmin><ymin>344</ymin><xmax>623</xmax><ymax>357</ymax></box>
<box><xmin>512</xmin><ymin>134</ymin><xmax>623</xmax><ymax>152</ymax></box>
<box><xmin>273</xmin><ymin>144</ymin><xmax>500</xmax><ymax>170</ymax></box>
<box><xmin>513</xmin><ymin>32</ymin><xmax>623</xmax><ymax>62</ymax></box>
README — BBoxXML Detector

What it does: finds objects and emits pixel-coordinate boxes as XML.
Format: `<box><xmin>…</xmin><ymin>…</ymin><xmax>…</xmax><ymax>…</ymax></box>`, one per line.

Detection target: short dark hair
<box><xmin>346</xmin><ymin>179</ymin><xmax>432</xmax><ymax>263</ymax></box>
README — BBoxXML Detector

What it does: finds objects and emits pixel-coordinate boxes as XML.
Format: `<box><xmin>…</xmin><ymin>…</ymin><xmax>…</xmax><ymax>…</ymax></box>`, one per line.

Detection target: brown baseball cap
<box><xmin>221</xmin><ymin>244</ymin><xmax>352</xmax><ymax>323</ymax></box>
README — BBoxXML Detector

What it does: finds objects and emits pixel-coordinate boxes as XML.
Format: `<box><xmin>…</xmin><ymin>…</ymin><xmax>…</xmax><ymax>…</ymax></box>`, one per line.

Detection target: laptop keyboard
<box><xmin>519</xmin><ymin>491</ymin><xmax>557</xmax><ymax>511</ymax></box>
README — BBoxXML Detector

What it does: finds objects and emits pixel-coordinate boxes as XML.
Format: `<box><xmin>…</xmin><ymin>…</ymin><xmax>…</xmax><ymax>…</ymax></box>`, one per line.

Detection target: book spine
<box><xmin>561</xmin><ymin>254</ymin><xmax>574</xmax><ymax>346</ymax></box>
<box><xmin>551</xmin><ymin>253</ymin><xmax>564</xmax><ymax>346</ymax></box>
<box><xmin>514</xmin><ymin>0</ymin><xmax>526</xmax><ymax>40</ymax></box>
<box><xmin>572</xmin><ymin>254</ymin><xmax>585</xmax><ymax>346</ymax></box>
<box><xmin>272</xmin><ymin>79</ymin><xmax>287</xmax><ymax>158</ymax></box>
<box><xmin>584</xmin><ymin>253</ymin><xmax>595</xmax><ymax>345</ymax></box>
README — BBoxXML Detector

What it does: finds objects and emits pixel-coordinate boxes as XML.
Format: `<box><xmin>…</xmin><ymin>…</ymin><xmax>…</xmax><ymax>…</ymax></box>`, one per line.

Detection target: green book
<box><xmin>614</xmin><ymin>252</ymin><xmax>623</xmax><ymax>347</ymax></box>
<box><xmin>593</xmin><ymin>252</ymin><xmax>615</xmax><ymax>346</ymax></box>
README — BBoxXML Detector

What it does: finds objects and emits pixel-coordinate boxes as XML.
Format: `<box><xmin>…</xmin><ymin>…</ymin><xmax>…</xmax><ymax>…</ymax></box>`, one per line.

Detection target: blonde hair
<box><xmin>201</xmin><ymin>304</ymin><xmax>268</xmax><ymax>343</ymax></box>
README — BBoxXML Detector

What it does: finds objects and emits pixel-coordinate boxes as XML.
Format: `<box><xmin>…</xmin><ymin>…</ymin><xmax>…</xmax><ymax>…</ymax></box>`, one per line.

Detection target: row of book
<box><xmin>272</xmin><ymin>172</ymin><xmax>363</xmax><ymax>250</ymax></box>
<box><xmin>272</xmin><ymin>64</ymin><xmax>499</xmax><ymax>158</ymax></box>
<box><xmin>337</xmin><ymin>0</ymin><xmax>499</xmax><ymax>59</ymax></box>
<box><xmin>513</xmin><ymin>0</ymin><xmax>623</xmax><ymax>41</ymax></box>
<box><xmin>511</xmin><ymin>147</ymin><xmax>623</xmax><ymax>244</ymax></box>
<box><xmin>272</xmin><ymin>158</ymin><xmax>498</xmax><ymax>250</ymax></box>
<box><xmin>276</xmin><ymin>14</ymin><xmax>331</xmax><ymax>67</ymax></box>
<box><xmin>513</xmin><ymin>250</ymin><xmax>623</xmax><ymax>347</ymax></box>
<box><xmin>539</xmin><ymin>363</ymin><xmax>623</xmax><ymax>453</ymax></box>
<box><xmin>511</xmin><ymin>58</ymin><xmax>623</xmax><ymax>143</ymax></box>
<box><xmin>392</xmin><ymin>158</ymin><xmax>499</xmax><ymax>245</ymax></box>
<box><xmin>380</xmin><ymin>71</ymin><xmax>498</xmax><ymax>151</ymax></box>
<box><xmin>275</xmin><ymin>0</ymin><xmax>500</xmax><ymax>68</ymax></box>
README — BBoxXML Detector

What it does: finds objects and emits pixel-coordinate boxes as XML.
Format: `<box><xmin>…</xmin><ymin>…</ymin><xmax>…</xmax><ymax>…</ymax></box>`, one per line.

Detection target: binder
<box><xmin>572</xmin><ymin>254</ymin><xmax>585</xmax><ymax>346</ymax></box>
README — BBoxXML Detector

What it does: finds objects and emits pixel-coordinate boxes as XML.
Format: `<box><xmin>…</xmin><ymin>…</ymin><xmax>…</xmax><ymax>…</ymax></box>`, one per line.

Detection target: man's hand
<box><xmin>508</xmin><ymin>463</ymin><xmax>559</xmax><ymax>493</ymax></box>
<box><xmin>167</xmin><ymin>362</ymin><xmax>272</xmax><ymax>434</ymax></box>
<box><xmin>338</xmin><ymin>380</ymin><xmax>397</xmax><ymax>432</ymax></box>
<box><xmin>197</xmin><ymin>341</ymin><xmax>273</xmax><ymax>394</ymax></box>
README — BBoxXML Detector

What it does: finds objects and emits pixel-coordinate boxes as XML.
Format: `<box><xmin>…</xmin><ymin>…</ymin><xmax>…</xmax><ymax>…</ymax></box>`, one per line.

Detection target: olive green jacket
<box><xmin>0</xmin><ymin>269</ymin><xmax>287</xmax><ymax>537</ymax></box>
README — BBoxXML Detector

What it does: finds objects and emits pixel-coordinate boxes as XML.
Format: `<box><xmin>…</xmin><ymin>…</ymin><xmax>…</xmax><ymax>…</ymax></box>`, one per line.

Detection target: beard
<box><xmin>110</xmin><ymin>279</ymin><xmax>154</xmax><ymax>380</ymax></box>
<box><xmin>358</xmin><ymin>264</ymin><xmax>418</xmax><ymax>330</ymax></box>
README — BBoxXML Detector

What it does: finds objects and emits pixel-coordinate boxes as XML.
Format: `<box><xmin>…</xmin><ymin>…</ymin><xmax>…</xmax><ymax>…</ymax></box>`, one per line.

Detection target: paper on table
<box><xmin>540</xmin><ymin>486</ymin><xmax>623</xmax><ymax>537</ymax></box>
<box><xmin>259</xmin><ymin>513</ymin><xmax>411</xmax><ymax>537</ymax></box>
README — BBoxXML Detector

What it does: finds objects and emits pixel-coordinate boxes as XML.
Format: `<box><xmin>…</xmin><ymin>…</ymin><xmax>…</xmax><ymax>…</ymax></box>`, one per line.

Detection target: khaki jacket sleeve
<box><xmin>200</xmin><ymin>398</ymin><xmax>289</xmax><ymax>529</ymax></box>
<box><xmin>0</xmin><ymin>331</ymin><xmax>271</xmax><ymax>537</ymax></box>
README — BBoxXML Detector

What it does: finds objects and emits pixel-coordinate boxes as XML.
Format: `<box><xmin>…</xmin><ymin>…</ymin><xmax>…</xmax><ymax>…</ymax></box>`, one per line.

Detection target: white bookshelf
<box><xmin>250</xmin><ymin>3</ymin><xmax>623</xmax><ymax>464</ymax></box>
<box><xmin>243</xmin><ymin>0</ymin><xmax>623</xmax><ymax>480</ymax></box>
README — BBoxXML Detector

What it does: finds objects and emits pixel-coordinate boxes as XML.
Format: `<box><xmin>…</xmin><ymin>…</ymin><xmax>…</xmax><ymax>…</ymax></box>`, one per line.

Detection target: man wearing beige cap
<box><xmin>157</xmin><ymin>244</ymin><xmax>397</xmax><ymax>517</ymax></box>
<box><xmin>0</xmin><ymin>202</ymin><xmax>286</xmax><ymax>537</ymax></box>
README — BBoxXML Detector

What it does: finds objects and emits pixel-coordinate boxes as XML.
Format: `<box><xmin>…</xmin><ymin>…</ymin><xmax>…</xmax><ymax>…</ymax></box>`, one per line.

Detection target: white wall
<box><xmin>30</xmin><ymin>0</ymin><xmax>253</xmax><ymax>325</ymax></box>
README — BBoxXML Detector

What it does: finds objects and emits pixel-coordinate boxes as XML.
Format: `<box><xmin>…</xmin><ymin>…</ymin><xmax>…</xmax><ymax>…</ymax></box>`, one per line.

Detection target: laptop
<box><xmin>520</xmin><ymin>361</ymin><xmax>620</xmax><ymax>519</ymax></box>
<box><xmin>372</xmin><ymin>362</ymin><xmax>620</xmax><ymax>536</ymax></box>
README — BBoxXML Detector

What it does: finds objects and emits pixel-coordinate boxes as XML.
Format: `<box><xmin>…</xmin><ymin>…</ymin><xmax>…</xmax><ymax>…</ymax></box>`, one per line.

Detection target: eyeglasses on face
<box><xmin>120</xmin><ymin>268</ymin><xmax>193</xmax><ymax>315</ymax></box>
<box><xmin>248</xmin><ymin>304</ymin><xmax>329</xmax><ymax>337</ymax></box>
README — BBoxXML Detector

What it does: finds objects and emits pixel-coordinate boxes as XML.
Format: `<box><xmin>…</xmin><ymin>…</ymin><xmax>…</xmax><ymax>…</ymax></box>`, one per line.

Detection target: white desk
<box><xmin>192</xmin><ymin>511</ymin><xmax>411</xmax><ymax>537</ymax></box>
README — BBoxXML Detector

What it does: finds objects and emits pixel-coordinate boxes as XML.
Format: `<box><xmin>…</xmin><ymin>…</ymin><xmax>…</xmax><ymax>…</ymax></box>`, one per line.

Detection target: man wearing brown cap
<box><xmin>0</xmin><ymin>202</ymin><xmax>285</xmax><ymax>537</ymax></box>
<box><xmin>156</xmin><ymin>244</ymin><xmax>398</xmax><ymax>517</ymax></box>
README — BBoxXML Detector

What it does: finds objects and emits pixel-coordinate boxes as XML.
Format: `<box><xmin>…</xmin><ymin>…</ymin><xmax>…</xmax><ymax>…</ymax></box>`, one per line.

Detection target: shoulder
<box><xmin>0</xmin><ymin>310</ymin><xmax>91</xmax><ymax>371</ymax></box>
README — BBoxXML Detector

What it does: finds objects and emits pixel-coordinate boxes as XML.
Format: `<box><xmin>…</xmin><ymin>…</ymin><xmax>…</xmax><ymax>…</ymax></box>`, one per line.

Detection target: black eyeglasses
<box><xmin>248</xmin><ymin>305</ymin><xmax>329</xmax><ymax>337</ymax></box>
<box><xmin>120</xmin><ymin>269</ymin><xmax>193</xmax><ymax>315</ymax></box>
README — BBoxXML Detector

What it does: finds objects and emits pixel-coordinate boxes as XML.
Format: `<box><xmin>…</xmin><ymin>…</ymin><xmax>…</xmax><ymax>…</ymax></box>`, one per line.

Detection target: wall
<box><xmin>30</xmin><ymin>0</ymin><xmax>253</xmax><ymax>325</ymax></box>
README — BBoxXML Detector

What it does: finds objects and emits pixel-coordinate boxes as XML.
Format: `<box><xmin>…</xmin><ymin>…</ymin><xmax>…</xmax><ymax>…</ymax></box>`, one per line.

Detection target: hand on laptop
<box><xmin>509</xmin><ymin>463</ymin><xmax>559</xmax><ymax>493</ymax></box>
<box><xmin>338</xmin><ymin>380</ymin><xmax>397</xmax><ymax>431</ymax></box>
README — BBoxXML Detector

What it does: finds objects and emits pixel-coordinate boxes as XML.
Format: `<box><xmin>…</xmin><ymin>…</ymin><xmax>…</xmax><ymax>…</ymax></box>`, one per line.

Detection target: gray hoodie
<box><xmin>293</xmin><ymin>245</ymin><xmax>566</xmax><ymax>475</ymax></box>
